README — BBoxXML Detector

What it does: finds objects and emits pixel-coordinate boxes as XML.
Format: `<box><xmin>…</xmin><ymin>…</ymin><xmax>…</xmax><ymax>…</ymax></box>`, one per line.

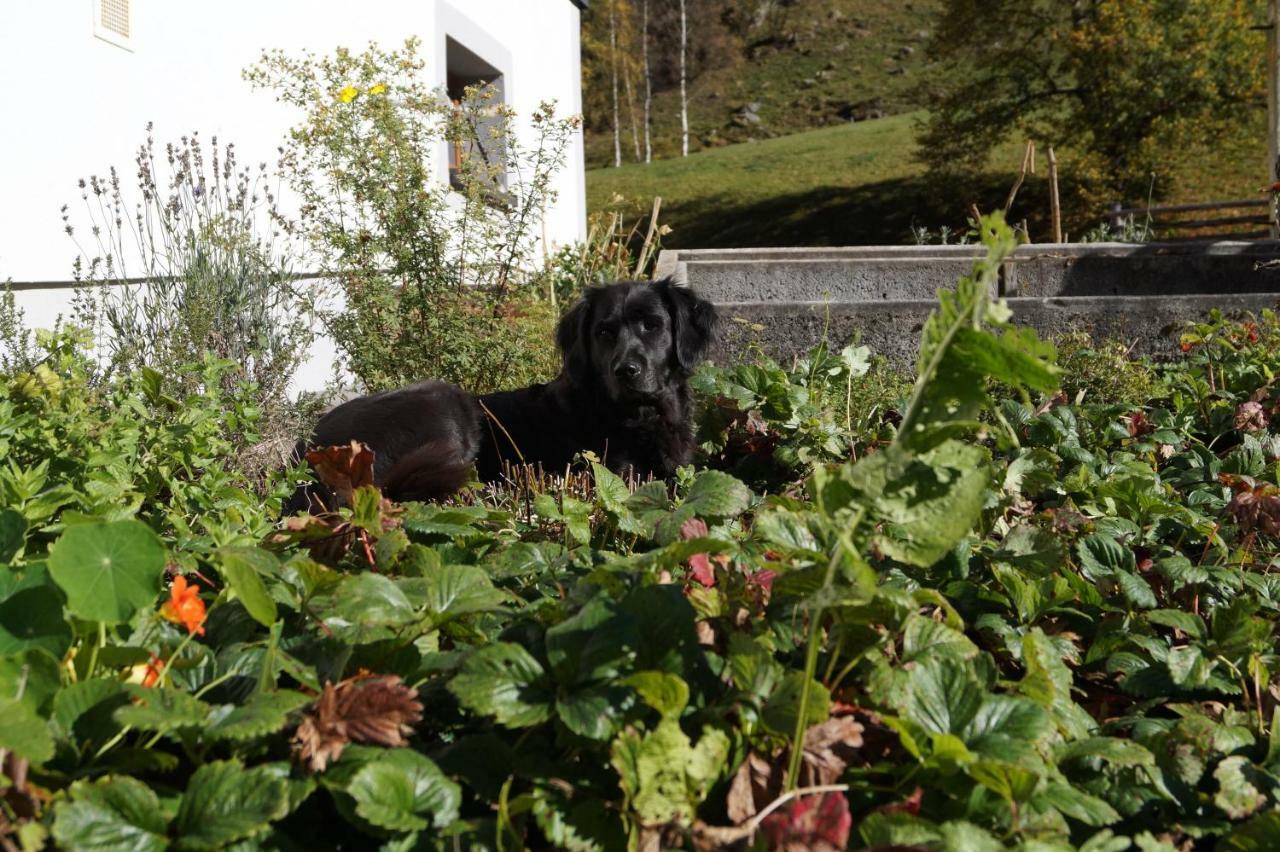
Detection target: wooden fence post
<box><xmin>1047</xmin><ymin>146</ymin><xmax>1063</xmax><ymax>243</ymax></box>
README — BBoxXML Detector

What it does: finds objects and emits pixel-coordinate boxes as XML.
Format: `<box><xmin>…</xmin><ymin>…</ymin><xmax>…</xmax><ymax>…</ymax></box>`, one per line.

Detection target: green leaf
<box><xmin>622</xmin><ymin>671</ymin><xmax>690</xmax><ymax>717</ymax></box>
<box><xmin>1219</xmin><ymin>810</ymin><xmax>1280</xmax><ymax>852</ymax></box>
<box><xmin>346</xmin><ymin>749</ymin><xmax>461</xmax><ymax>832</ymax></box>
<box><xmin>1034</xmin><ymin>782</ymin><xmax>1120</xmax><ymax>827</ymax></box>
<box><xmin>415</xmin><ymin>564</ymin><xmax>506</xmax><ymax>622</ymax></box>
<box><xmin>47</xmin><ymin>520</ymin><xmax>165</xmax><ymax>625</ymax></box>
<box><xmin>172</xmin><ymin>760</ymin><xmax>288</xmax><ymax>850</ymax></box>
<box><xmin>968</xmin><ymin>758</ymin><xmax>1039</xmax><ymax>803</ymax></box>
<box><xmin>545</xmin><ymin>596</ymin><xmax>632</xmax><ymax>685</ymax></box>
<box><xmin>592</xmin><ymin>462</ymin><xmax>632</xmax><ymax>513</ymax></box>
<box><xmin>992</xmin><ymin>522</ymin><xmax>1065</xmax><ymax>575</ymax></box>
<box><xmin>317</xmin><ymin>572</ymin><xmax>416</xmax><ymax>643</ymax></box>
<box><xmin>1076</xmin><ymin>534</ymin><xmax>1134</xmax><ymax>580</ymax></box>
<box><xmin>953</xmin><ymin>324</ymin><xmax>1059</xmax><ymax>395</ymax></box>
<box><xmin>727</xmin><ymin>632</ymin><xmax>781</xmax><ymax>697</ymax></box>
<box><xmin>215</xmin><ymin>547</ymin><xmax>278</xmax><ymax>627</ymax></box>
<box><xmin>901</xmin><ymin>614</ymin><xmax>979</xmax><ymax>663</ymax></box>
<box><xmin>0</xmin><ymin>697</ymin><xmax>54</xmax><ymax>763</ymax></box>
<box><xmin>53</xmin><ymin>678</ymin><xmax>129</xmax><ymax>745</ymax></box>
<box><xmin>1214</xmin><ymin>756</ymin><xmax>1267</xmax><ymax>820</ymax></box>
<box><xmin>901</xmin><ymin>657</ymin><xmax>983</xmax><ymax>736</ymax></box>
<box><xmin>1146</xmin><ymin>609</ymin><xmax>1205</xmax><ymax>639</ymax></box>
<box><xmin>681</xmin><ymin>470</ymin><xmax>753</xmax><ymax>519</ymax></box>
<box><xmin>0</xmin><ymin>564</ymin><xmax>72</xmax><ymax>657</ymax></box>
<box><xmin>761</xmin><ymin>671</ymin><xmax>830</xmax><ymax>735</ymax></box>
<box><xmin>849</xmin><ymin>441</ymin><xmax>989</xmax><ymax>567</ymax></box>
<box><xmin>52</xmin><ymin>776</ymin><xmax>170</xmax><ymax>852</ymax></box>
<box><xmin>556</xmin><ymin>684</ymin><xmax>629</xmax><ymax>740</ymax></box>
<box><xmin>611</xmin><ymin>719</ymin><xmax>729</xmax><ymax>827</ymax></box>
<box><xmin>1056</xmin><ymin>737</ymin><xmax>1154</xmax><ymax>768</ymax></box>
<box><xmin>1115</xmin><ymin>570</ymin><xmax>1158</xmax><ymax>610</ymax></box>
<box><xmin>448</xmin><ymin>642</ymin><xmax>553</xmax><ymax>727</ymax></box>
<box><xmin>115</xmin><ymin>685</ymin><xmax>211</xmax><ymax>734</ymax></box>
<box><xmin>0</xmin><ymin>648</ymin><xmax>62</xmax><ymax>715</ymax></box>
<box><xmin>204</xmin><ymin>690</ymin><xmax>310</xmax><ymax>742</ymax></box>
<box><xmin>0</xmin><ymin>508</ymin><xmax>25</xmax><ymax>563</ymax></box>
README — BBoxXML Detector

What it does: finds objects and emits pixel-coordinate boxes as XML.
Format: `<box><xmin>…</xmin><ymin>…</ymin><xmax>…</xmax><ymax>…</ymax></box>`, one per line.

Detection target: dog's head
<box><xmin>556</xmin><ymin>279</ymin><xmax>718</xmax><ymax>404</ymax></box>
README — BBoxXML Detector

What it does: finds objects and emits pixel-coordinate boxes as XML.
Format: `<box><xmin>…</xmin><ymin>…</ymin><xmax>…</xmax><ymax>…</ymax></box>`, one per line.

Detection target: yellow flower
<box><xmin>368</xmin><ymin>83</ymin><xmax>387</xmax><ymax>96</ymax></box>
<box><xmin>338</xmin><ymin>85</ymin><xmax>359</xmax><ymax>103</ymax></box>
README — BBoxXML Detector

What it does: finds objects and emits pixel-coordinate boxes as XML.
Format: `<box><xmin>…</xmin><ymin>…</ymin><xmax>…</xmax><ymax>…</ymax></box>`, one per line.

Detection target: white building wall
<box><xmin>0</xmin><ymin>0</ymin><xmax>586</xmax><ymax>393</ymax></box>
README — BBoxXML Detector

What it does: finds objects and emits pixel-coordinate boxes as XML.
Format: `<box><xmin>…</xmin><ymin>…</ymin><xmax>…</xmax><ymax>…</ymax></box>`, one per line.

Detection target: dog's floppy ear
<box><xmin>658</xmin><ymin>278</ymin><xmax>717</xmax><ymax>373</ymax></box>
<box><xmin>556</xmin><ymin>290</ymin><xmax>595</xmax><ymax>385</ymax></box>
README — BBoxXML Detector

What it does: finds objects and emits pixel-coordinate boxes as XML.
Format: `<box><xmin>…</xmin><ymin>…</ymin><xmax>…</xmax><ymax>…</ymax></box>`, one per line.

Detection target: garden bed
<box><xmin>5</xmin><ymin>220</ymin><xmax>1280</xmax><ymax>850</ymax></box>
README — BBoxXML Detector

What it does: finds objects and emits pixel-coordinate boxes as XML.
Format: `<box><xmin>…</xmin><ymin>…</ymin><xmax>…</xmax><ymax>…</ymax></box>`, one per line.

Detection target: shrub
<box><xmin>0</xmin><ymin>284</ymin><xmax>41</xmax><ymax>374</ymax></box>
<box><xmin>1054</xmin><ymin>330</ymin><xmax>1166</xmax><ymax>406</ymax></box>
<box><xmin>245</xmin><ymin>39</ymin><xmax>581</xmax><ymax>393</ymax></box>
<box><xmin>64</xmin><ymin>127</ymin><xmax>314</xmax><ymax>423</ymax></box>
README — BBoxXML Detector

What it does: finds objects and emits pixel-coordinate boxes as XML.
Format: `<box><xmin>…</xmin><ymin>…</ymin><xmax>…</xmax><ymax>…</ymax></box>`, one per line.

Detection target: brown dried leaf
<box><xmin>264</xmin><ymin>512</ymin><xmax>356</xmax><ymax>564</ymax></box>
<box><xmin>727</xmin><ymin>752</ymin><xmax>779</xmax><ymax>825</ymax></box>
<box><xmin>1235</xmin><ymin>401</ymin><xmax>1269</xmax><ymax>433</ymax></box>
<box><xmin>1228</xmin><ymin>479</ymin><xmax>1280</xmax><ymax>538</ymax></box>
<box><xmin>293</xmin><ymin>674</ymin><xmax>424</xmax><ymax>772</ymax></box>
<box><xmin>800</xmin><ymin>716</ymin><xmax>864</xmax><ymax>787</ymax></box>
<box><xmin>306</xmin><ymin>441</ymin><xmax>377</xmax><ymax>506</ymax></box>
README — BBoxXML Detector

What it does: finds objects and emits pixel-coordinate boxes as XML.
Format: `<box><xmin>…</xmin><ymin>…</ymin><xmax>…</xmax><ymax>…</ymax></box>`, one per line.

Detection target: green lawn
<box><xmin>588</xmin><ymin>111</ymin><xmax>1033</xmax><ymax>247</ymax></box>
<box><xmin>587</xmin><ymin>110</ymin><xmax>1269</xmax><ymax>248</ymax></box>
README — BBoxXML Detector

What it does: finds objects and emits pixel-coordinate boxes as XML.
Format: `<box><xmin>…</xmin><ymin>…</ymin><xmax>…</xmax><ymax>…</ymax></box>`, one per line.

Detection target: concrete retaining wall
<box><xmin>655</xmin><ymin>241</ymin><xmax>1280</xmax><ymax>366</ymax></box>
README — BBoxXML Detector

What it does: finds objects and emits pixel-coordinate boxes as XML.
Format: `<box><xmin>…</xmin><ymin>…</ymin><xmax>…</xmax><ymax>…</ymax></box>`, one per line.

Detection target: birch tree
<box><xmin>642</xmin><ymin>0</ymin><xmax>652</xmax><ymax>162</ymax></box>
<box><xmin>679</xmin><ymin>0</ymin><xmax>689</xmax><ymax>157</ymax></box>
<box><xmin>609</xmin><ymin>0</ymin><xmax>621</xmax><ymax>167</ymax></box>
<box><xmin>622</xmin><ymin>28</ymin><xmax>642</xmax><ymax>161</ymax></box>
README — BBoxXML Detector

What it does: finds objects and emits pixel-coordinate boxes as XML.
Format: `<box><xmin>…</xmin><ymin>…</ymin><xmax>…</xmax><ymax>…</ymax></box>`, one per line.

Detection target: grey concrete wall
<box><xmin>655</xmin><ymin>241</ymin><xmax>1280</xmax><ymax>366</ymax></box>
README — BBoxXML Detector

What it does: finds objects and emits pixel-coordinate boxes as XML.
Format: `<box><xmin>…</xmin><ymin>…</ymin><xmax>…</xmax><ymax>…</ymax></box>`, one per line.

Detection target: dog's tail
<box><xmin>382</xmin><ymin>440</ymin><xmax>477</xmax><ymax>503</ymax></box>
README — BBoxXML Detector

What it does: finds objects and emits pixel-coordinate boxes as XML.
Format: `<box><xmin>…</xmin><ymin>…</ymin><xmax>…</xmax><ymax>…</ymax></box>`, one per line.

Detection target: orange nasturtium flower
<box><xmin>161</xmin><ymin>575</ymin><xmax>207</xmax><ymax>636</ymax></box>
<box><xmin>338</xmin><ymin>85</ymin><xmax>359</xmax><ymax>103</ymax></box>
<box><xmin>142</xmin><ymin>654</ymin><xmax>165</xmax><ymax>687</ymax></box>
<box><xmin>368</xmin><ymin>82</ymin><xmax>387</xmax><ymax>95</ymax></box>
<box><xmin>126</xmin><ymin>653</ymin><xmax>165</xmax><ymax>687</ymax></box>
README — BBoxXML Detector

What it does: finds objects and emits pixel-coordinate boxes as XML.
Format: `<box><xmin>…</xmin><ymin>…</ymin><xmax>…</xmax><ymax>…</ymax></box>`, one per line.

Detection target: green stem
<box><xmin>86</xmin><ymin>622</ymin><xmax>107</xmax><ymax>680</ymax></box>
<box><xmin>92</xmin><ymin>725</ymin><xmax>133</xmax><ymax>761</ymax></box>
<box><xmin>786</xmin><ymin>511</ymin><xmax>865</xmax><ymax>790</ymax></box>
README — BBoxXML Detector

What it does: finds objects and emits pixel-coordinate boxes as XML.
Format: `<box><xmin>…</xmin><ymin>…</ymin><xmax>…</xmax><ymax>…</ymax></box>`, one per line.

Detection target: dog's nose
<box><xmin>615</xmin><ymin>361</ymin><xmax>642</xmax><ymax>379</ymax></box>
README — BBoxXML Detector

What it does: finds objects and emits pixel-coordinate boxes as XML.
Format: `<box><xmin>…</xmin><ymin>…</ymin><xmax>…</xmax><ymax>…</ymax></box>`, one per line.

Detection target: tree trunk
<box><xmin>622</xmin><ymin>44</ymin><xmax>642</xmax><ymax>161</ymax></box>
<box><xmin>679</xmin><ymin>0</ymin><xmax>689</xmax><ymax>157</ymax></box>
<box><xmin>610</xmin><ymin>1</ymin><xmax>621</xmax><ymax>168</ymax></box>
<box><xmin>642</xmin><ymin>0</ymin><xmax>652</xmax><ymax>162</ymax></box>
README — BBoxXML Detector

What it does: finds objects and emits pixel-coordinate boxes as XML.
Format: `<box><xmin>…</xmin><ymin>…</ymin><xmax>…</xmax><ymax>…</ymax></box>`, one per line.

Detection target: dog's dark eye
<box><xmin>641</xmin><ymin>318</ymin><xmax>660</xmax><ymax>333</ymax></box>
<box><xmin>597</xmin><ymin>327</ymin><xmax>614</xmax><ymax>339</ymax></box>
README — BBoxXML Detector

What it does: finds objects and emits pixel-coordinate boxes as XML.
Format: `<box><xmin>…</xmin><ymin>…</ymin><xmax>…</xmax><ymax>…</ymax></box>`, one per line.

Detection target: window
<box><xmin>93</xmin><ymin>0</ymin><xmax>133</xmax><ymax>51</ymax></box>
<box><xmin>445</xmin><ymin>37</ymin><xmax>506</xmax><ymax>193</ymax></box>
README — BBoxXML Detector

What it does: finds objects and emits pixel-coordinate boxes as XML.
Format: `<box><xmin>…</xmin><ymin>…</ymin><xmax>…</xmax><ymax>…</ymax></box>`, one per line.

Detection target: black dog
<box><xmin>293</xmin><ymin>279</ymin><xmax>717</xmax><ymax>507</ymax></box>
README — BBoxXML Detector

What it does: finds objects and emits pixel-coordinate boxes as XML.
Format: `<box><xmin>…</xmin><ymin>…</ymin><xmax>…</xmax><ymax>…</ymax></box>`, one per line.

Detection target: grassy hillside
<box><xmin>591</xmin><ymin>111</ymin><xmax>1041</xmax><ymax>247</ymax></box>
<box><xmin>584</xmin><ymin>0</ymin><xmax>1269</xmax><ymax>248</ymax></box>
<box><xmin>584</xmin><ymin>0</ymin><xmax>942</xmax><ymax>168</ymax></box>
<box><xmin>587</xmin><ymin>109</ymin><xmax>1269</xmax><ymax>248</ymax></box>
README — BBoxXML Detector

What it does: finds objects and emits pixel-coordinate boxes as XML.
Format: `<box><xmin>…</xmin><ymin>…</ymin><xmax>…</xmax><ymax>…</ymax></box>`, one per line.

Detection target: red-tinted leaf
<box><xmin>759</xmin><ymin>790</ymin><xmax>851</xmax><ymax>852</ymax></box>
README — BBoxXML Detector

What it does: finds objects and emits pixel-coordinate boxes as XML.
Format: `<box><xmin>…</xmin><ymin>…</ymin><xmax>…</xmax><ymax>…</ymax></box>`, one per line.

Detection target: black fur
<box><xmin>291</xmin><ymin>279</ymin><xmax>717</xmax><ymax>508</ymax></box>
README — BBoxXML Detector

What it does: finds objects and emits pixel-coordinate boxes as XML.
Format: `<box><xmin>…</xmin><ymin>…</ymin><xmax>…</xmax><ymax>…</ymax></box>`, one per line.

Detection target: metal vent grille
<box><xmin>100</xmin><ymin>0</ymin><xmax>129</xmax><ymax>38</ymax></box>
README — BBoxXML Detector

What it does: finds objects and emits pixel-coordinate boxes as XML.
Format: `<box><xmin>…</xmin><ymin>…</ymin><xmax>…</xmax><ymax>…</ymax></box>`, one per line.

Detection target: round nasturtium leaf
<box><xmin>47</xmin><ymin>520</ymin><xmax>166</xmax><ymax>625</ymax></box>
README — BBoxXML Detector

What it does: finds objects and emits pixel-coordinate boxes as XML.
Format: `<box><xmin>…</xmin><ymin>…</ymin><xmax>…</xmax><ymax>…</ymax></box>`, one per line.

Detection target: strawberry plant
<box><xmin>8</xmin><ymin>215</ymin><xmax>1280</xmax><ymax>850</ymax></box>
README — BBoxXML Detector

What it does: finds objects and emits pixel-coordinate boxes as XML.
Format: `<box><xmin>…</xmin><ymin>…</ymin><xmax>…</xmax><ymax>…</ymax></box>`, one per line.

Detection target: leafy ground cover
<box><xmin>6</xmin><ymin>218</ymin><xmax>1280</xmax><ymax>849</ymax></box>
